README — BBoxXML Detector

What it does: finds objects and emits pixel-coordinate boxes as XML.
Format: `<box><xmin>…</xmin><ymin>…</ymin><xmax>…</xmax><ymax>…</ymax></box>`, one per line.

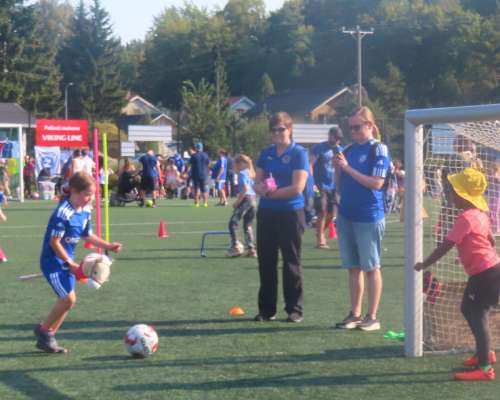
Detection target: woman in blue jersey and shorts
<box><xmin>334</xmin><ymin>107</ymin><xmax>390</xmax><ymax>331</ymax></box>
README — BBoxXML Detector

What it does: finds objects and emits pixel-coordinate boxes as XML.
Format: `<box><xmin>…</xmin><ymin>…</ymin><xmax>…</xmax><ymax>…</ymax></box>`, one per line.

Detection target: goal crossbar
<box><xmin>404</xmin><ymin>103</ymin><xmax>500</xmax><ymax>357</ymax></box>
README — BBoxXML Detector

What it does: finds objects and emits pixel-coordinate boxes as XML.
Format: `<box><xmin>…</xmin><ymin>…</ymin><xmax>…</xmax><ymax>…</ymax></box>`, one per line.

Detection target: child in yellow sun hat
<box><xmin>415</xmin><ymin>167</ymin><xmax>500</xmax><ymax>381</ymax></box>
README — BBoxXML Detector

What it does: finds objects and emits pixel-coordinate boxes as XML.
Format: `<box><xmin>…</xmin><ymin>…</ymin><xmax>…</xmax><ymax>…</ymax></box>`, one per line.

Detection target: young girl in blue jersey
<box><xmin>215</xmin><ymin>148</ymin><xmax>228</xmax><ymax>206</ymax></box>
<box><xmin>226</xmin><ymin>154</ymin><xmax>257</xmax><ymax>258</ymax></box>
<box><xmin>34</xmin><ymin>172</ymin><xmax>122</xmax><ymax>353</ymax></box>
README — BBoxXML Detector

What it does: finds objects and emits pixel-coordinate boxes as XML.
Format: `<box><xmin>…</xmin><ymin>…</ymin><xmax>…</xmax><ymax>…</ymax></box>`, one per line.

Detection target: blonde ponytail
<box><xmin>351</xmin><ymin>106</ymin><xmax>380</xmax><ymax>140</ymax></box>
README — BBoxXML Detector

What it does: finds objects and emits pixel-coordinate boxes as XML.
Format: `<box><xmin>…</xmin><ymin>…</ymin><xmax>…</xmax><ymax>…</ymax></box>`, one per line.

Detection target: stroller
<box><xmin>110</xmin><ymin>171</ymin><xmax>141</xmax><ymax>206</ymax></box>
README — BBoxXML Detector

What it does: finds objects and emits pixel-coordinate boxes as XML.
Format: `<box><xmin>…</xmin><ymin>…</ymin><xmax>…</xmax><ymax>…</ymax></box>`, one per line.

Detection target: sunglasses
<box><xmin>271</xmin><ymin>126</ymin><xmax>287</xmax><ymax>133</ymax></box>
<box><xmin>349</xmin><ymin>123</ymin><xmax>365</xmax><ymax>132</ymax></box>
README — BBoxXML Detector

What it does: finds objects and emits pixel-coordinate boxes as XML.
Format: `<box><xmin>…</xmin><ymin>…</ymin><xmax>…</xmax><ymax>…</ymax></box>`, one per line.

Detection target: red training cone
<box><xmin>328</xmin><ymin>221</ymin><xmax>337</xmax><ymax>240</ymax></box>
<box><xmin>158</xmin><ymin>220</ymin><xmax>169</xmax><ymax>238</ymax></box>
<box><xmin>0</xmin><ymin>247</ymin><xmax>7</xmax><ymax>262</ymax></box>
<box><xmin>84</xmin><ymin>241</ymin><xmax>95</xmax><ymax>249</ymax></box>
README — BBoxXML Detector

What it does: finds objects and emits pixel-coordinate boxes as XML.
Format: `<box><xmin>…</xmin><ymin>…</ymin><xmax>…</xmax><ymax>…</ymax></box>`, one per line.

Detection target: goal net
<box><xmin>404</xmin><ymin>104</ymin><xmax>500</xmax><ymax>357</ymax></box>
<box><xmin>423</xmin><ymin>121</ymin><xmax>500</xmax><ymax>352</ymax></box>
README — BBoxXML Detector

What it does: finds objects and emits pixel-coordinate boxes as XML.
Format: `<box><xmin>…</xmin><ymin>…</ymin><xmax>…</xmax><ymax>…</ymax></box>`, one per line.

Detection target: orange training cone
<box><xmin>158</xmin><ymin>220</ymin><xmax>169</xmax><ymax>238</ymax></box>
<box><xmin>328</xmin><ymin>221</ymin><xmax>337</xmax><ymax>240</ymax></box>
<box><xmin>0</xmin><ymin>247</ymin><xmax>7</xmax><ymax>262</ymax></box>
<box><xmin>229</xmin><ymin>307</ymin><xmax>245</xmax><ymax>316</ymax></box>
<box><xmin>84</xmin><ymin>241</ymin><xmax>95</xmax><ymax>249</ymax></box>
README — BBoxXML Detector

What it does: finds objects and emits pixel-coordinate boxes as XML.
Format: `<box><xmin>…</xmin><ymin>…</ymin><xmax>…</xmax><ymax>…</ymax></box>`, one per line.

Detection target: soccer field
<box><xmin>0</xmin><ymin>199</ymin><xmax>498</xmax><ymax>399</ymax></box>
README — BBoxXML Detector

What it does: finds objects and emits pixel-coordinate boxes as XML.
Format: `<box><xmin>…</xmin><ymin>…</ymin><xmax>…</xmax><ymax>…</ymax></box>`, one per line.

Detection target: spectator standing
<box><xmin>334</xmin><ymin>107</ymin><xmax>390</xmax><ymax>331</ymax></box>
<box><xmin>165</xmin><ymin>158</ymin><xmax>180</xmax><ymax>198</ymax></box>
<box><xmin>173</xmin><ymin>152</ymin><xmax>185</xmax><ymax>175</ymax></box>
<box><xmin>23</xmin><ymin>155</ymin><xmax>36</xmax><ymax>197</ymax></box>
<box><xmin>81</xmin><ymin>149</ymin><xmax>95</xmax><ymax>177</ymax></box>
<box><xmin>70</xmin><ymin>149</ymin><xmax>84</xmax><ymax>176</ymax></box>
<box><xmin>189</xmin><ymin>143</ymin><xmax>210</xmax><ymax>207</ymax></box>
<box><xmin>311</xmin><ymin>127</ymin><xmax>344</xmax><ymax>248</ymax></box>
<box><xmin>214</xmin><ymin>149</ymin><xmax>228</xmax><ymax>206</ymax></box>
<box><xmin>0</xmin><ymin>159</ymin><xmax>10</xmax><ymax>198</ymax></box>
<box><xmin>253</xmin><ymin>112</ymin><xmax>309</xmax><ymax>323</ymax></box>
<box><xmin>139</xmin><ymin>149</ymin><xmax>159</xmax><ymax>207</ymax></box>
<box><xmin>226</xmin><ymin>154</ymin><xmax>236</xmax><ymax>197</ymax></box>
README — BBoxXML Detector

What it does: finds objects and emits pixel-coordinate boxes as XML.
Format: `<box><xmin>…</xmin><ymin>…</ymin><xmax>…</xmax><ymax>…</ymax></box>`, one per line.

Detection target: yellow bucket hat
<box><xmin>447</xmin><ymin>167</ymin><xmax>489</xmax><ymax>212</ymax></box>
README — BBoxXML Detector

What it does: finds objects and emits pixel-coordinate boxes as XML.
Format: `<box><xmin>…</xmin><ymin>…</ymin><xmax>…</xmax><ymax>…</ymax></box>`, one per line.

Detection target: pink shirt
<box><xmin>446</xmin><ymin>208</ymin><xmax>500</xmax><ymax>276</ymax></box>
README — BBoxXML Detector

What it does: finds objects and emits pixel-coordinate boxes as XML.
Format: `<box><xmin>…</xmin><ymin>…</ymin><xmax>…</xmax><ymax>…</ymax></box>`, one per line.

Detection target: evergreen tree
<box><xmin>0</xmin><ymin>0</ymin><xmax>62</xmax><ymax>116</ymax></box>
<box><xmin>87</xmin><ymin>0</ymin><xmax>125</xmax><ymax>121</ymax></box>
<box><xmin>119</xmin><ymin>40</ymin><xmax>144</xmax><ymax>93</ymax></box>
<box><xmin>58</xmin><ymin>0</ymin><xmax>124</xmax><ymax>123</ymax></box>
<box><xmin>369</xmin><ymin>63</ymin><xmax>408</xmax><ymax>117</ymax></box>
<box><xmin>180</xmin><ymin>79</ymin><xmax>230</xmax><ymax>155</ymax></box>
<box><xmin>264</xmin><ymin>0</ymin><xmax>315</xmax><ymax>91</ymax></box>
<box><xmin>0</xmin><ymin>0</ymin><xmax>24</xmax><ymax>102</ymax></box>
<box><xmin>58</xmin><ymin>0</ymin><xmax>93</xmax><ymax>118</ymax></box>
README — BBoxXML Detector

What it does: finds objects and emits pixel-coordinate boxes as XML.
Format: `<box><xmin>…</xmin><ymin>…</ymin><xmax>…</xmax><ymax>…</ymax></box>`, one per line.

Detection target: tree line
<box><xmin>0</xmin><ymin>0</ymin><xmax>499</xmax><ymax>157</ymax></box>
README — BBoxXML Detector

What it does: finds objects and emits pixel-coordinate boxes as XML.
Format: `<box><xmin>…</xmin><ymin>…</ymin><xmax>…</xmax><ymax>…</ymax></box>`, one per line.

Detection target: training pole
<box><xmin>103</xmin><ymin>133</ymin><xmax>110</xmax><ymax>242</ymax></box>
<box><xmin>93</xmin><ymin>128</ymin><xmax>102</xmax><ymax>254</ymax></box>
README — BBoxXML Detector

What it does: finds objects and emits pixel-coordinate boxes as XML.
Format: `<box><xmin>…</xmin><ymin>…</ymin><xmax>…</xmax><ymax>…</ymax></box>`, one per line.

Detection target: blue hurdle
<box><xmin>200</xmin><ymin>230</ymin><xmax>230</xmax><ymax>257</ymax></box>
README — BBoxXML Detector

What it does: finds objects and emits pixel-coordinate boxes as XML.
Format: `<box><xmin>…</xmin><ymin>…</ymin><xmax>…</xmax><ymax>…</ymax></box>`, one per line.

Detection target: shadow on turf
<box><xmin>118</xmin><ymin>255</ymin><xmax>232</xmax><ymax>260</ymax></box>
<box><xmin>0</xmin><ymin>371</ymin><xmax>72</xmax><ymax>399</ymax></box>
<box><xmin>113</xmin><ymin>367</ymin><xmax>448</xmax><ymax>392</ymax></box>
<box><xmin>0</xmin><ymin>319</ymin><xmax>323</xmax><ymax>343</ymax></box>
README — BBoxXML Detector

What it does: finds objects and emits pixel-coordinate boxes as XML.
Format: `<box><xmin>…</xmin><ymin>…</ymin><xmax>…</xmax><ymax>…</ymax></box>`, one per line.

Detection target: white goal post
<box><xmin>404</xmin><ymin>103</ymin><xmax>500</xmax><ymax>357</ymax></box>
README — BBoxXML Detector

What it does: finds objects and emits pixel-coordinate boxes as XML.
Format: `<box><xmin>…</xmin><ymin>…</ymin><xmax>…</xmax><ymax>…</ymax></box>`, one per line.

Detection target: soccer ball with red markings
<box><xmin>124</xmin><ymin>324</ymin><xmax>159</xmax><ymax>358</ymax></box>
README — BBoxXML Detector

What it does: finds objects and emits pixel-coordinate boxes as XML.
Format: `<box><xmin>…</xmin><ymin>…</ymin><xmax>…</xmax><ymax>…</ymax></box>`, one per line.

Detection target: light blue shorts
<box><xmin>336</xmin><ymin>214</ymin><xmax>385</xmax><ymax>272</ymax></box>
<box><xmin>216</xmin><ymin>180</ymin><xmax>226</xmax><ymax>191</ymax></box>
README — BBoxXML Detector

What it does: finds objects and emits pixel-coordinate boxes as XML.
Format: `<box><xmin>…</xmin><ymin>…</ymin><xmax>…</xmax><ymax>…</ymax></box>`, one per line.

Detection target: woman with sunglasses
<box><xmin>253</xmin><ymin>112</ymin><xmax>309</xmax><ymax>323</ymax></box>
<box><xmin>333</xmin><ymin>106</ymin><xmax>391</xmax><ymax>331</ymax></box>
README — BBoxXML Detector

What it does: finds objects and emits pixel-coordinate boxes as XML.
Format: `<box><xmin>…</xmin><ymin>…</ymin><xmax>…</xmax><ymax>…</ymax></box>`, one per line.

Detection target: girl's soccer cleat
<box><xmin>463</xmin><ymin>351</ymin><xmax>497</xmax><ymax>367</ymax></box>
<box><xmin>225</xmin><ymin>246</ymin><xmax>243</xmax><ymax>258</ymax></box>
<box><xmin>34</xmin><ymin>324</ymin><xmax>68</xmax><ymax>354</ymax></box>
<box><xmin>246</xmin><ymin>248</ymin><xmax>257</xmax><ymax>258</ymax></box>
<box><xmin>454</xmin><ymin>368</ymin><xmax>495</xmax><ymax>381</ymax></box>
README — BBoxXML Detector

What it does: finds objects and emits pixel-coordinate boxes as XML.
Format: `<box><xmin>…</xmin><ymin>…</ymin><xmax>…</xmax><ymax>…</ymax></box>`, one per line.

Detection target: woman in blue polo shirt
<box><xmin>334</xmin><ymin>107</ymin><xmax>390</xmax><ymax>332</ymax></box>
<box><xmin>253</xmin><ymin>112</ymin><xmax>309</xmax><ymax>323</ymax></box>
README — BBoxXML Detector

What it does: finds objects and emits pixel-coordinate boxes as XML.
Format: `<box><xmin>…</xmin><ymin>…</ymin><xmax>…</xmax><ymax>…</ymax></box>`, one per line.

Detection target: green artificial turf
<box><xmin>0</xmin><ymin>199</ymin><xmax>498</xmax><ymax>399</ymax></box>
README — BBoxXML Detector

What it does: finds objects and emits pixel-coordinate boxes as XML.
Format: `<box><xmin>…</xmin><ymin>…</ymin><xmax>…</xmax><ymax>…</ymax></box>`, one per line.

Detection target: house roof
<box><xmin>227</xmin><ymin>96</ymin><xmax>256</xmax><ymax>112</ymax></box>
<box><xmin>247</xmin><ymin>87</ymin><xmax>350</xmax><ymax>117</ymax></box>
<box><xmin>0</xmin><ymin>103</ymin><xmax>36</xmax><ymax>127</ymax></box>
<box><xmin>122</xmin><ymin>95</ymin><xmax>176</xmax><ymax>125</ymax></box>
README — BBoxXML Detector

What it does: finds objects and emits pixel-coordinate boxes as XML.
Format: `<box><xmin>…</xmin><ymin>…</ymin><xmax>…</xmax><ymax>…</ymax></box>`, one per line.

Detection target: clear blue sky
<box><xmin>83</xmin><ymin>0</ymin><xmax>286</xmax><ymax>44</ymax></box>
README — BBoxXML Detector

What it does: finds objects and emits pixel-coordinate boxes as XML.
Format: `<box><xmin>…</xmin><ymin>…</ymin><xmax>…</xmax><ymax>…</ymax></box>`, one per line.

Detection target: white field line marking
<box><xmin>0</xmin><ymin>231</ymin><xmax>220</xmax><ymax>239</ymax></box>
<box><xmin>1</xmin><ymin>218</ymin><xmax>401</xmax><ymax>239</ymax></box>
<box><xmin>0</xmin><ymin>220</ymin><xmax>224</xmax><ymax>230</ymax></box>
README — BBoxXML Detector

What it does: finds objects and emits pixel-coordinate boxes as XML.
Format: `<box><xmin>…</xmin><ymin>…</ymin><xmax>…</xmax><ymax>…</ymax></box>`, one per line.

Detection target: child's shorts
<box><xmin>42</xmin><ymin>266</ymin><xmax>75</xmax><ymax>299</ymax></box>
<box><xmin>464</xmin><ymin>264</ymin><xmax>500</xmax><ymax>308</ymax></box>
<box><xmin>216</xmin><ymin>180</ymin><xmax>226</xmax><ymax>191</ymax></box>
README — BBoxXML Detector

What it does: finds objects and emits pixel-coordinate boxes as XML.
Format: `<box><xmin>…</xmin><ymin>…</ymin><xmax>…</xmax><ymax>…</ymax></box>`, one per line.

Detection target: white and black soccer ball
<box><xmin>124</xmin><ymin>324</ymin><xmax>159</xmax><ymax>358</ymax></box>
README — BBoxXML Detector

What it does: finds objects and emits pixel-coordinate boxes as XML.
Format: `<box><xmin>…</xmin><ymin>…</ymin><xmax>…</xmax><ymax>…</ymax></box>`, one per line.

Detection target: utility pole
<box><xmin>215</xmin><ymin>47</ymin><xmax>223</xmax><ymax>116</ymax></box>
<box><xmin>2</xmin><ymin>41</ymin><xmax>7</xmax><ymax>74</ymax></box>
<box><xmin>342</xmin><ymin>26</ymin><xmax>374</xmax><ymax>108</ymax></box>
<box><xmin>64</xmin><ymin>82</ymin><xmax>74</xmax><ymax>120</ymax></box>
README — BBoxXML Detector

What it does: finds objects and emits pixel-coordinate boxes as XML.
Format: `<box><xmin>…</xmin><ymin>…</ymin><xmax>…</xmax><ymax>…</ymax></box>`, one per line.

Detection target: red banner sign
<box><xmin>36</xmin><ymin>119</ymin><xmax>89</xmax><ymax>148</ymax></box>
